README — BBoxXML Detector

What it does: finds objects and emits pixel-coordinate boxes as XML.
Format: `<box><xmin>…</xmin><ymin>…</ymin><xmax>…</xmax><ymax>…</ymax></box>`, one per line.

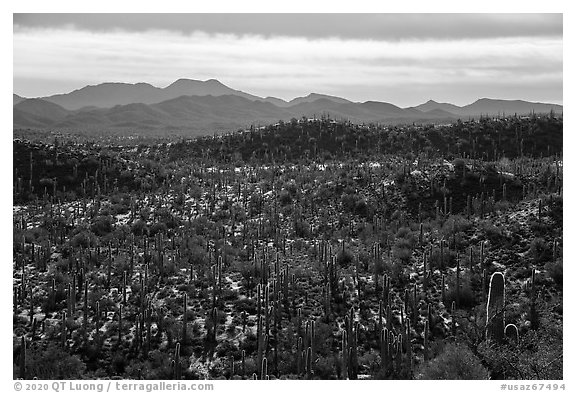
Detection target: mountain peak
<box><xmin>288</xmin><ymin>93</ymin><xmax>351</xmax><ymax>106</ymax></box>
<box><xmin>168</xmin><ymin>78</ymin><xmax>225</xmax><ymax>88</ymax></box>
<box><xmin>167</xmin><ymin>78</ymin><xmax>202</xmax><ymax>87</ymax></box>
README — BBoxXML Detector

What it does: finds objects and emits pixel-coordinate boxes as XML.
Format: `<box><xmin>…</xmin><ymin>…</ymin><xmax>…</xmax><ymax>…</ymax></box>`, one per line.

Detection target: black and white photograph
<box><xmin>10</xmin><ymin>10</ymin><xmax>565</xmax><ymax>384</ymax></box>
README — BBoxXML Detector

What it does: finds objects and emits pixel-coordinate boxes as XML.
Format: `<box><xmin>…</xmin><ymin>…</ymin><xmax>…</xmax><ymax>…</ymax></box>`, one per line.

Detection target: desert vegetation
<box><xmin>13</xmin><ymin>113</ymin><xmax>562</xmax><ymax>379</ymax></box>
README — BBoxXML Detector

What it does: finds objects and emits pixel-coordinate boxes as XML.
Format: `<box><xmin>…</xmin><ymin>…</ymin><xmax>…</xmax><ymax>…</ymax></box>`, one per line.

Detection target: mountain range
<box><xmin>13</xmin><ymin>79</ymin><xmax>563</xmax><ymax>135</ymax></box>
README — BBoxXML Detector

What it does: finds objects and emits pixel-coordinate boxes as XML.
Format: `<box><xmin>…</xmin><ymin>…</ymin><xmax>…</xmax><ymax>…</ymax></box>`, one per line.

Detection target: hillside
<box><xmin>12</xmin><ymin>116</ymin><xmax>563</xmax><ymax>380</ymax></box>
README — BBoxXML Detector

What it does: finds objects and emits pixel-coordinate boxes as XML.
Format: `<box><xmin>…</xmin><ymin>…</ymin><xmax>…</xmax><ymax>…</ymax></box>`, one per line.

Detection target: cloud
<box><xmin>14</xmin><ymin>13</ymin><xmax>562</xmax><ymax>41</ymax></box>
<box><xmin>13</xmin><ymin>26</ymin><xmax>562</xmax><ymax>106</ymax></box>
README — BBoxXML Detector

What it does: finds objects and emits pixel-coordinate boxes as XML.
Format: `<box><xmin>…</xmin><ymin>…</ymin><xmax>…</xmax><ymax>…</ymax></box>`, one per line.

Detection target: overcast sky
<box><xmin>13</xmin><ymin>14</ymin><xmax>563</xmax><ymax>106</ymax></box>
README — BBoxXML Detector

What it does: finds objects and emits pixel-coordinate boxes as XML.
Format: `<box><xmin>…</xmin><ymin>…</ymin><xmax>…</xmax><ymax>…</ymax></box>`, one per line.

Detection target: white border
<box><xmin>4</xmin><ymin>3</ymin><xmax>572</xmax><ymax>392</ymax></box>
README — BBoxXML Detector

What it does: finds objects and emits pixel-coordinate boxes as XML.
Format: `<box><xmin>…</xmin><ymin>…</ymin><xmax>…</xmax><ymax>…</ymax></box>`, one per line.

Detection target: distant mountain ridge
<box><xmin>411</xmin><ymin>100</ymin><xmax>463</xmax><ymax>114</ymax></box>
<box><xmin>30</xmin><ymin>79</ymin><xmax>356</xmax><ymax>111</ymax></box>
<box><xmin>37</xmin><ymin>79</ymin><xmax>264</xmax><ymax>111</ymax></box>
<box><xmin>13</xmin><ymin>79</ymin><xmax>563</xmax><ymax>135</ymax></box>
<box><xmin>411</xmin><ymin>98</ymin><xmax>562</xmax><ymax>118</ymax></box>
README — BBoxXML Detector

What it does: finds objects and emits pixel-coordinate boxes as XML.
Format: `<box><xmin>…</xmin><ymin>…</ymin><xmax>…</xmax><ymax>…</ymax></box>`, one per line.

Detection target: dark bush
<box><xmin>546</xmin><ymin>260</ymin><xmax>562</xmax><ymax>286</ymax></box>
<box><xmin>149</xmin><ymin>222</ymin><xmax>168</xmax><ymax>236</ymax></box>
<box><xmin>529</xmin><ymin>238</ymin><xmax>551</xmax><ymax>265</ymax></box>
<box><xmin>279</xmin><ymin>190</ymin><xmax>292</xmax><ymax>206</ymax></box>
<box><xmin>131</xmin><ymin>219</ymin><xmax>147</xmax><ymax>236</ymax></box>
<box><xmin>336</xmin><ymin>248</ymin><xmax>354</xmax><ymax>267</ymax></box>
<box><xmin>444</xmin><ymin>277</ymin><xmax>477</xmax><ymax>308</ymax></box>
<box><xmin>20</xmin><ymin>343</ymin><xmax>86</xmax><ymax>379</ymax></box>
<box><xmin>415</xmin><ymin>342</ymin><xmax>489</xmax><ymax>379</ymax></box>
<box><xmin>90</xmin><ymin>215</ymin><xmax>114</xmax><ymax>236</ymax></box>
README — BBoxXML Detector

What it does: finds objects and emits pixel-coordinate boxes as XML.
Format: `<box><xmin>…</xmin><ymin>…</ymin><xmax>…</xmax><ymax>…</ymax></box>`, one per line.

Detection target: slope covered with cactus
<box><xmin>13</xmin><ymin>115</ymin><xmax>562</xmax><ymax>380</ymax></box>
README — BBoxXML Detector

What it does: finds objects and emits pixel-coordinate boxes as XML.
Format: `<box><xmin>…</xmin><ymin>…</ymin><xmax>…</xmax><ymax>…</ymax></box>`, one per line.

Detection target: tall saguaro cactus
<box><xmin>19</xmin><ymin>336</ymin><xmax>26</xmax><ymax>379</ymax></box>
<box><xmin>182</xmin><ymin>292</ymin><xmax>188</xmax><ymax>344</ymax></box>
<box><xmin>486</xmin><ymin>272</ymin><xmax>505</xmax><ymax>342</ymax></box>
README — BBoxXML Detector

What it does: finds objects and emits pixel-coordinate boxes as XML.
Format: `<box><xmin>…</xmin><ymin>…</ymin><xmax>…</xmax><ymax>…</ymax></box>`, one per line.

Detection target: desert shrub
<box><xmin>292</xmin><ymin>238</ymin><xmax>308</xmax><ymax>252</ymax></box>
<box><xmin>293</xmin><ymin>219</ymin><xmax>311</xmax><ymax>238</ymax></box>
<box><xmin>226</xmin><ymin>323</ymin><xmax>237</xmax><ymax>336</ymax></box>
<box><xmin>546</xmin><ymin>260</ymin><xmax>562</xmax><ymax>286</ymax></box>
<box><xmin>357</xmin><ymin>250</ymin><xmax>371</xmax><ymax>271</ymax></box>
<box><xmin>23</xmin><ymin>227</ymin><xmax>50</xmax><ymax>243</ymax></box>
<box><xmin>110</xmin><ymin>201</ymin><xmax>129</xmax><ymax>215</ymax></box>
<box><xmin>545</xmin><ymin>194</ymin><xmax>562</xmax><ymax>224</ymax></box>
<box><xmin>477</xmin><ymin>317</ymin><xmax>563</xmax><ymax>380</ymax></box>
<box><xmin>20</xmin><ymin>343</ymin><xmax>86</xmax><ymax>379</ymax></box>
<box><xmin>41</xmin><ymin>285</ymin><xmax>66</xmax><ymax>314</ymax></box>
<box><xmin>249</xmin><ymin>194</ymin><xmax>263</xmax><ymax>216</ymax></box>
<box><xmin>428</xmin><ymin>248</ymin><xmax>457</xmax><ymax>269</ymax></box>
<box><xmin>529</xmin><ymin>237</ymin><xmax>551</xmax><ymax>265</ymax></box>
<box><xmin>354</xmin><ymin>198</ymin><xmax>371</xmax><ymax>217</ymax></box>
<box><xmin>111</xmin><ymin>353</ymin><xmax>127</xmax><ymax>375</ymax></box>
<box><xmin>415</xmin><ymin>342</ymin><xmax>489</xmax><ymax>379</ymax></box>
<box><xmin>314</xmin><ymin>356</ymin><xmax>337</xmax><ymax>379</ymax></box>
<box><xmin>216</xmin><ymin>340</ymin><xmax>240</xmax><ymax>358</ymax></box>
<box><xmin>373</xmin><ymin>254</ymin><xmax>386</xmax><ymax>276</ymax></box>
<box><xmin>528</xmin><ymin>217</ymin><xmax>554</xmax><ymax>237</ymax></box>
<box><xmin>149</xmin><ymin>221</ymin><xmax>168</xmax><ymax>236</ymax></box>
<box><xmin>383</xmin><ymin>257</ymin><xmax>409</xmax><ymax>286</ymax></box>
<box><xmin>336</xmin><ymin>248</ymin><xmax>354</xmax><ymax>267</ymax></box>
<box><xmin>215</xmin><ymin>309</ymin><xmax>228</xmax><ymax>324</ymax></box>
<box><xmin>340</xmin><ymin>192</ymin><xmax>358</xmax><ymax>213</ymax></box>
<box><xmin>453</xmin><ymin>158</ymin><xmax>466</xmax><ymax>176</ymax></box>
<box><xmin>393</xmin><ymin>244</ymin><xmax>412</xmax><ymax>263</ymax></box>
<box><xmin>133</xmin><ymin>350</ymin><xmax>173</xmax><ymax>379</ymax></box>
<box><xmin>442</xmin><ymin>215</ymin><xmax>472</xmax><ymax>237</ymax></box>
<box><xmin>241</xmin><ymin>330</ymin><xmax>258</xmax><ymax>355</ymax></box>
<box><xmin>444</xmin><ymin>277</ymin><xmax>477</xmax><ymax>308</ymax></box>
<box><xmin>512</xmin><ymin>266</ymin><xmax>533</xmax><ymax>280</ymax></box>
<box><xmin>390</xmin><ymin>209</ymin><xmax>404</xmax><ymax>222</ymax></box>
<box><xmin>494</xmin><ymin>200</ymin><xmax>512</xmax><ymax>212</ymax></box>
<box><xmin>234</xmin><ymin>298</ymin><xmax>257</xmax><ymax>315</ymax></box>
<box><xmin>131</xmin><ymin>219</ymin><xmax>147</xmax><ymax>236</ymax></box>
<box><xmin>275</xmin><ymin>188</ymin><xmax>291</xmax><ymax>206</ymax></box>
<box><xmin>395</xmin><ymin>226</ymin><xmax>417</xmax><ymax>247</ymax></box>
<box><xmin>312</xmin><ymin>321</ymin><xmax>335</xmax><ymax>356</ymax></box>
<box><xmin>221</xmin><ymin>288</ymin><xmax>239</xmax><ymax>301</ymax></box>
<box><xmin>90</xmin><ymin>215</ymin><xmax>114</xmax><ymax>236</ymax></box>
<box><xmin>358</xmin><ymin>352</ymin><xmax>381</xmax><ymax>375</ymax></box>
<box><xmin>68</xmin><ymin>230</ymin><xmax>98</xmax><ymax>249</ymax></box>
<box><xmin>479</xmin><ymin>220</ymin><xmax>505</xmax><ymax>243</ymax></box>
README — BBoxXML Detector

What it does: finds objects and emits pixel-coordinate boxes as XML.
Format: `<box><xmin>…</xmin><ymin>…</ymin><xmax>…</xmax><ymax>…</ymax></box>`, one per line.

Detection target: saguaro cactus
<box><xmin>380</xmin><ymin>328</ymin><xmax>389</xmax><ymax>372</ymax></box>
<box><xmin>61</xmin><ymin>311</ymin><xmax>67</xmax><ymax>348</ymax></box>
<box><xmin>456</xmin><ymin>254</ymin><xmax>461</xmax><ymax>307</ymax></box>
<box><xmin>182</xmin><ymin>292</ymin><xmax>188</xmax><ymax>344</ymax></box>
<box><xmin>423</xmin><ymin>320</ymin><xmax>429</xmax><ymax>361</ymax></box>
<box><xmin>260</xmin><ymin>357</ymin><xmax>268</xmax><ymax>380</ymax></box>
<box><xmin>486</xmin><ymin>272</ymin><xmax>505</xmax><ymax>342</ymax></box>
<box><xmin>529</xmin><ymin>268</ymin><xmax>540</xmax><ymax>330</ymax></box>
<box><xmin>173</xmin><ymin>342</ymin><xmax>182</xmax><ymax>380</ymax></box>
<box><xmin>305</xmin><ymin>347</ymin><xmax>312</xmax><ymax>379</ymax></box>
<box><xmin>118</xmin><ymin>304</ymin><xmax>123</xmax><ymax>347</ymax></box>
<box><xmin>505</xmin><ymin>323</ymin><xmax>519</xmax><ymax>345</ymax></box>
<box><xmin>19</xmin><ymin>336</ymin><xmax>26</xmax><ymax>379</ymax></box>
